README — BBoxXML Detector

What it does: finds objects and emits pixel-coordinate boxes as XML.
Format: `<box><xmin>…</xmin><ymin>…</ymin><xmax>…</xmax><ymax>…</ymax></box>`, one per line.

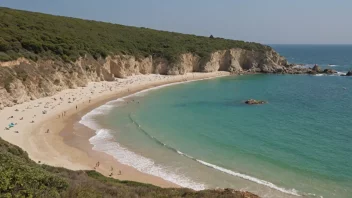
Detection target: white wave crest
<box><xmin>313</xmin><ymin>72</ymin><xmax>347</xmax><ymax>77</ymax></box>
<box><xmin>196</xmin><ymin>159</ymin><xmax>301</xmax><ymax>196</ymax></box>
<box><xmin>79</xmin><ymin>104</ymin><xmax>115</xmax><ymax>130</ymax></box>
<box><xmin>337</xmin><ymin>72</ymin><xmax>347</xmax><ymax>76</ymax></box>
<box><xmin>176</xmin><ymin>150</ymin><xmax>194</xmax><ymax>159</ymax></box>
<box><xmin>89</xmin><ymin>129</ymin><xmax>206</xmax><ymax>190</ymax></box>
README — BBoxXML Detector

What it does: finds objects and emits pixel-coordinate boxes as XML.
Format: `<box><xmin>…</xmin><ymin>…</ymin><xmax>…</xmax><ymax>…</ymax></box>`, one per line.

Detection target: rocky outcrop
<box><xmin>202</xmin><ymin>48</ymin><xmax>289</xmax><ymax>74</ymax></box>
<box><xmin>308</xmin><ymin>65</ymin><xmax>321</xmax><ymax>75</ymax></box>
<box><xmin>323</xmin><ymin>69</ymin><xmax>337</xmax><ymax>74</ymax></box>
<box><xmin>245</xmin><ymin>99</ymin><xmax>267</xmax><ymax>105</ymax></box>
<box><xmin>307</xmin><ymin>65</ymin><xmax>337</xmax><ymax>75</ymax></box>
<box><xmin>345</xmin><ymin>71</ymin><xmax>352</xmax><ymax>76</ymax></box>
<box><xmin>312</xmin><ymin>65</ymin><xmax>321</xmax><ymax>72</ymax></box>
<box><xmin>0</xmin><ymin>48</ymin><xmax>297</xmax><ymax>109</ymax></box>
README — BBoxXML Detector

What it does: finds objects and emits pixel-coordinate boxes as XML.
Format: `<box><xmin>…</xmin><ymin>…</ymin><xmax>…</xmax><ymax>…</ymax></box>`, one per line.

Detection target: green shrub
<box><xmin>0</xmin><ymin>52</ymin><xmax>11</xmax><ymax>61</ymax></box>
<box><xmin>21</xmin><ymin>39</ymin><xmax>43</xmax><ymax>54</ymax></box>
<box><xmin>0</xmin><ymin>37</ymin><xmax>10</xmax><ymax>51</ymax></box>
<box><xmin>0</xmin><ymin>139</ymin><xmax>68</xmax><ymax>197</ymax></box>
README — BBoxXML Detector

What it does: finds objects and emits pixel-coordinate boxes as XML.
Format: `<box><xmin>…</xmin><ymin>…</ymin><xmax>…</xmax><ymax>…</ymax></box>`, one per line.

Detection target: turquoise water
<box><xmin>82</xmin><ymin>45</ymin><xmax>352</xmax><ymax>198</ymax></box>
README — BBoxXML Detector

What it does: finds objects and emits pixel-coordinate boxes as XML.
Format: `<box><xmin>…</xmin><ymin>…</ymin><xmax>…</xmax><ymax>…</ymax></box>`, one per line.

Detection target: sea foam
<box><xmin>88</xmin><ymin>129</ymin><xmax>206</xmax><ymax>190</ymax></box>
<box><xmin>314</xmin><ymin>71</ymin><xmax>347</xmax><ymax>77</ymax></box>
<box><xmin>196</xmin><ymin>160</ymin><xmax>300</xmax><ymax>196</ymax></box>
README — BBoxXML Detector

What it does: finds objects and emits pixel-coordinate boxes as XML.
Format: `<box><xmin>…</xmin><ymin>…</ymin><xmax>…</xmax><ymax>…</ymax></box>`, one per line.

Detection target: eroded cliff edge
<box><xmin>0</xmin><ymin>48</ymin><xmax>301</xmax><ymax>109</ymax></box>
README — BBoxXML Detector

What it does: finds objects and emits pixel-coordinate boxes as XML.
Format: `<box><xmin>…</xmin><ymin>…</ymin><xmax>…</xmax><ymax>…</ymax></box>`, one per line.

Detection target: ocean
<box><xmin>80</xmin><ymin>45</ymin><xmax>352</xmax><ymax>198</ymax></box>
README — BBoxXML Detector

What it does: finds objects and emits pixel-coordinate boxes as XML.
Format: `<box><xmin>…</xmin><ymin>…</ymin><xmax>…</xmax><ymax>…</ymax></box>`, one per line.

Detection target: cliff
<box><xmin>0</xmin><ymin>48</ymin><xmax>295</xmax><ymax>109</ymax></box>
<box><xmin>0</xmin><ymin>7</ymin><xmax>305</xmax><ymax>109</ymax></box>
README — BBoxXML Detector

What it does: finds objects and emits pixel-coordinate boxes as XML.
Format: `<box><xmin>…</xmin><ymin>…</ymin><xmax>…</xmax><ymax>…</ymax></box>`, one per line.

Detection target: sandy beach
<box><xmin>0</xmin><ymin>71</ymin><xmax>229</xmax><ymax>188</ymax></box>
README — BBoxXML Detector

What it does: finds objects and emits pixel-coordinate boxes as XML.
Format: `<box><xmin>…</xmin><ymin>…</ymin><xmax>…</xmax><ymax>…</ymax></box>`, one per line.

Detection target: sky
<box><xmin>1</xmin><ymin>0</ymin><xmax>352</xmax><ymax>44</ymax></box>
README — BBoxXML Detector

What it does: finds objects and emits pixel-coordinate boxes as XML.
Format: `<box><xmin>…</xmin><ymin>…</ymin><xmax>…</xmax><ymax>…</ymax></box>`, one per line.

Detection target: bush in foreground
<box><xmin>0</xmin><ymin>137</ymin><xmax>258</xmax><ymax>198</ymax></box>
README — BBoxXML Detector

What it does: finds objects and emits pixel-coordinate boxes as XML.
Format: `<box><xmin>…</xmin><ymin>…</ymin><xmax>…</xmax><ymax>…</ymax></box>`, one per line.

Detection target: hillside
<box><xmin>0</xmin><ymin>7</ymin><xmax>270</xmax><ymax>63</ymax></box>
<box><xmin>0</xmin><ymin>137</ymin><xmax>258</xmax><ymax>198</ymax></box>
<box><xmin>0</xmin><ymin>7</ymin><xmax>303</xmax><ymax>109</ymax></box>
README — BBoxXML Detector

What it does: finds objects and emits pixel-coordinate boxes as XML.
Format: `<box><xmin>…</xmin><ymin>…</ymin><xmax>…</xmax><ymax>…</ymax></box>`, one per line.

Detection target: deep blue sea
<box><xmin>81</xmin><ymin>45</ymin><xmax>352</xmax><ymax>198</ymax></box>
<box><xmin>272</xmin><ymin>44</ymin><xmax>352</xmax><ymax>72</ymax></box>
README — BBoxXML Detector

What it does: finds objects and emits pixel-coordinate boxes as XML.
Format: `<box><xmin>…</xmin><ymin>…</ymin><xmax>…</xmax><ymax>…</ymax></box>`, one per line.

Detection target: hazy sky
<box><xmin>1</xmin><ymin>0</ymin><xmax>352</xmax><ymax>44</ymax></box>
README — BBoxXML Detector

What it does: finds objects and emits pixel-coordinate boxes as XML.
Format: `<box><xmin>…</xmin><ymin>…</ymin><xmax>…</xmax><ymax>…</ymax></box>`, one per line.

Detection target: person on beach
<box><xmin>76</xmin><ymin>105</ymin><xmax>77</xmax><ymax>110</ymax></box>
<box><xmin>109</xmin><ymin>166</ymin><xmax>114</xmax><ymax>177</ymax></box>
<box><xmin>46</xmin><ymin>129</ymin><xmax>50</xmax><ymax>133</ymax></box>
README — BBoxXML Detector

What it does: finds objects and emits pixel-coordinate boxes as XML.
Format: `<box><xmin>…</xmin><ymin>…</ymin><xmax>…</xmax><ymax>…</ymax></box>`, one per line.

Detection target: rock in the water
<box><xmin>308</xmin><ymin>70</ymin><xmax>317</xmax><ymax>75</ymax></box>
<box><xmin>323</xmin><ymin>69</ymin><xmax>337</xmax><ymax>74</ymax></box>
<box><xmin>346</xmin><ymin>71</ymin><xmax>352</xmax><ymax>76</ymax></box>
<box><xmin>245</xmin><ymin>99</ymin><xmax>267</xmax><ymax>105</ymax></box>
<box><xmin>312</xmin><ymin>64</ymin><xmax>321</xmax><ymax>72</ymax></box>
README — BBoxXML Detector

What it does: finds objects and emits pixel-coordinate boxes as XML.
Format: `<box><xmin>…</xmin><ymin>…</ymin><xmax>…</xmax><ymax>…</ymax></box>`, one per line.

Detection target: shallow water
<box><xmin>80</xmin><ymin>45</ymin><xmax>352</xmax><ymax>198</ymax></box>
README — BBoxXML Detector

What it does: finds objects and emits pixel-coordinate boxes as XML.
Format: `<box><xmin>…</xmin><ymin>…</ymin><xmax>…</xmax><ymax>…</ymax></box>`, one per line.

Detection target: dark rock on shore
<box><xmin>323</xmin><ymin>69</ymin><xmax>337</xmax><ymax>74</ymax></box>
<box><xmin>245</xmin><ymin>99</ymin><xmax>267</xmax><ymax>105</ymax></box>
<box><xmin>308</xmin><ymin>70</ymin><xmax>318</xmax><ymax>75</ymax></box>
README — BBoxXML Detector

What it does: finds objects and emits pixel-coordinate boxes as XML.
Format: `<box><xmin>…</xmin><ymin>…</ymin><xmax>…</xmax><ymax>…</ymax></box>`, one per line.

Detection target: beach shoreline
<box><xmin>0</xmin><ymin>71</ymin><xmax>229</xmax><ymax>188</ymax></box>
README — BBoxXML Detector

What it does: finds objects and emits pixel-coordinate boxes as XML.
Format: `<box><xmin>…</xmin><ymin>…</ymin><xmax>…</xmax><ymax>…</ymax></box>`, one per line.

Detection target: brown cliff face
<box><xmin>0</xmin><ymin>48</ymin><xmax>289</xmax><ymax>109</ymax></box>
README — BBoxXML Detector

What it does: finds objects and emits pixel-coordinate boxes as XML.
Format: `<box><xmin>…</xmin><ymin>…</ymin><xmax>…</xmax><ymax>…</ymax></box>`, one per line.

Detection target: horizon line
<box><xmin>263</xmin><ymin>43</ymin><xmax>352</xmax><ymax>45</ymax></box>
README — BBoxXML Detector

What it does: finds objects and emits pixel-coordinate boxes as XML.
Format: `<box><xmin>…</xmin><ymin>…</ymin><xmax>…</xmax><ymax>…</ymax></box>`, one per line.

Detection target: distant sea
<box><xmin>80</xmin><ymin>45</ymin><xmax>352</xmax><ymax>198</ymax></box>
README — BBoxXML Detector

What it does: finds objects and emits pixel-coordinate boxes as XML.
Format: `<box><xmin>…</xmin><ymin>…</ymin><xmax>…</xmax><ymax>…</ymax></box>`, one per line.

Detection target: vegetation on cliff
<box><xmin>0</xmin><ymin>7</ymin><xmax>271</xmax><ymax>63</ymax></box>
<box><xmin>0</xmin><ymin>137</ymin><xmax>258</xmax><ymax>198</ymax></box>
